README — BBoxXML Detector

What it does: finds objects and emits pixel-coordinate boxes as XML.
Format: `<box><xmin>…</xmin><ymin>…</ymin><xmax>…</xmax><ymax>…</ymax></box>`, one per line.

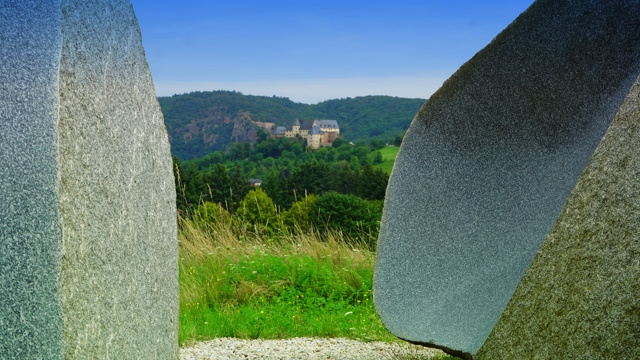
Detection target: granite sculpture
<box><xmin>0</xmin><ymin>1</ymin><xmax>178</xmax><ymax>359</ymax></box>
<box><xmin>476</xmin><ymin>73</ymin><xmax>640</xmax><ymax>360</ymax></box>
<box><xmin>373</xmin><ymin>0</ymin><xmax>640</xmax><ymax>358</ymax></box>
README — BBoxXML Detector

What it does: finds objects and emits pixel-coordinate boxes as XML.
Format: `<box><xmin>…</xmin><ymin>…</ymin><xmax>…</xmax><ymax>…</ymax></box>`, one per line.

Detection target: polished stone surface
<box><xmin>477</xmin><ymin>74</ymin><xmax>640</xmax><ymax>360</ymax></box>
<box><xmin>373</xmin><ymin>0</ymin><xmax>640</xmax><ymax>357</ymax></box>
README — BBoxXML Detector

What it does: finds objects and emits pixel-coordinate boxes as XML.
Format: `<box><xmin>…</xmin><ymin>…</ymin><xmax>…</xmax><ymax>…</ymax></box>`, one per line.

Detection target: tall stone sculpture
<box><xmin>373</xmin><ymin>1</ymin><xmax>640</xmax><ymax>358</ymax></box>
<box><xmin>0</xmin><ymin>1</ymin><xmax>178</xmax><ymax>359</ymax></box>
<box><xmin>476</xmin><ymin>73</ymin><xmax>640</xmax><ymax>359</ymax></box>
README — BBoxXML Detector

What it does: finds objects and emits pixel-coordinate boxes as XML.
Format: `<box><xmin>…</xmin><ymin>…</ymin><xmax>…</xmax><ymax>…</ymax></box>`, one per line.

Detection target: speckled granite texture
<box><xmin>476</xmin><ymin>73</ymin><xmax>640</xmax><ymax>360</ymax></box>
<box><xmin>0</xmin><ymin>1</ymin><xmax>64</xmax><ymax>358</ymax></box>
<box><xmin>57</xmin><ymin>0</ymin><xmax>178</xmax><ymax>358</ymax></box>
<box><xmin>373</xmin><ymin>0</ymin><xmax>640</xmax><ymax>358</ymax></box>
<box><xmin>1</xmin><ymin>1</ymin><xmax>178</xmax><ymax>358</ymax></box>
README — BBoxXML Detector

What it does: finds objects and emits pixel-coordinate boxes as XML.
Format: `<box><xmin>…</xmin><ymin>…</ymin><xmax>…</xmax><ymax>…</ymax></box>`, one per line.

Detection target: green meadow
<box><xmin>178</xmin><ymin>209</ymin><xmax>459</xmax><ymax>359</ymax></box>
<box><xmin>373</xmin><ymin>146</ymin><xmax>400</xmax><ymax>174</ymax></box>
<box><xmin>176</xmin><ymin>143</ymin><xmax>461</xmax><ymax>359</ymax></box>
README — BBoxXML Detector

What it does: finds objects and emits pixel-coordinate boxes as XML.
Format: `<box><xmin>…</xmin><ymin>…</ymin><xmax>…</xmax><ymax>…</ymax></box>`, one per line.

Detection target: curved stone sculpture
<box><xmin>0</xmin><ymin>1</ymin><xmax>177</xmax><ymax>358</ymax></box>
<box><xmin>476</xmin><ymin>71</ymin><xmax>640</xmax><ymax>360</ymax></box>
<box><xmin>373</xmin><ymin>1</ymin><xmax>640</xmax><ymax>358</ymax></box>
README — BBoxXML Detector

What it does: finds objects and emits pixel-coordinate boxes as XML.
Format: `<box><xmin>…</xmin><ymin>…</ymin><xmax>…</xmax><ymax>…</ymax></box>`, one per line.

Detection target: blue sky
<box><xmin>130</xmin><ymin>0</ymin><xmax>535</xmax><ymax>104</ymax></box>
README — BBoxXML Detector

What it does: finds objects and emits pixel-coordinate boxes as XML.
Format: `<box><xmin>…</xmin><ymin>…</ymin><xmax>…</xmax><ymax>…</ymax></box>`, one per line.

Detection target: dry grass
<box><xmin>179</xmin><ymin>213</ymin><xmax>373</xmax><ymax>270</ymax></box>
<box><xmin>179</xmin><ymin>213</ymin><xmax>376</xmax><ymax>320</ymax></box>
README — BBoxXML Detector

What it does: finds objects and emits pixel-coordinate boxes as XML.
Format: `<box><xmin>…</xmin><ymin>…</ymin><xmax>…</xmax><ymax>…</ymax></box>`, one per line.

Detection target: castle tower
<box><xmin>292</xmin><ymin>118</ymin><xmax>301</xmax><ymax>135</ymax></box>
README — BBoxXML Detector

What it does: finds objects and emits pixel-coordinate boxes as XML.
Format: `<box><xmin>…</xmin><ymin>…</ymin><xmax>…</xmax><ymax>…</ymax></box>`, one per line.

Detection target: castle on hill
<box><xmin>270</xmin><ymin>119</ymin><xmax>340</xmax><ymax>149</ymax></box>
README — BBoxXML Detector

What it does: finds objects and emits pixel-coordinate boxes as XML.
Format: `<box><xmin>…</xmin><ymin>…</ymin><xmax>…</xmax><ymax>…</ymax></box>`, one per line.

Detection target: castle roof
<box><xmin>310</xmin><ymin>125</ymin><xmax>323</xmax><ymax>135</ymax></box>
<box><xmin>300</xmin><ymin>120</ymin><xmax>315</xmax><ymax>130</ymax></box>
<box><xmin>315</xmin><ymin>120</ymin><xmax>339</xmax><ymax>129</ymax></box>
<box><xmin>272</xmin><ymin>119</ymin><xmax>339</xmax><ymax>134</ymax></box>
<box><xmin>272</xmin><ymin>126</ymin><xmax>286</xmax><ymax>135</ymax></box>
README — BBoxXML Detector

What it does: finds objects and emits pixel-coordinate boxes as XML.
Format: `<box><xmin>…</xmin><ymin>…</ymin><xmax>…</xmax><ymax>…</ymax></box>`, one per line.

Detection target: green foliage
<box><xmin>179</xmin><ymin>202</ymin><xmax>455</xmax><ymax>357</ymax></box>
<box><xmin>175</xmin><ymin>160</ymin><xmax>204</xmax><ymax>208</ymax></box>
<box><xmin>159</xmin><ymin>91</ymin><xmax>314</xmax><ymax>160</ymax></box>
<box><xmin>262</xmin><ymin>170</ymin><xmax>295</xmax><ymax>211</ymax></box>
<box><xmin>366</xmin><ymin>150</ymin><xmax>383</xmax><ymax>165</ymax></box>
<box><xmin>237</xmin><ymin>188</ymin><xmax>278</xmax><ymax>230</ymax></box>
<box><xmin>191</xmin><ymin>202</ymin><xmax>231</xmax><ymax>230</ymax></box>
<box><xmin>291</xmin><ymin>142</ymin><xmax>304</xmax><ymax>155</ymax></box>
<box><xmin>281</xmin><ymin>194</ymin><xmax>317</xmax><ymax>232</ymax></box>
<box><xmin>181</xmin><ymin>253</ymin><xmax>380</xmax><ymax>342</ymax></box>
<box><xmin>374</xmin><ymin>151</ymin><xmax>383</xmax><ymax>164</ymax></box>
<box><xmin>228</xmin><ymin>166</ymin><xmax>252</xmax><ymax>209</ymax></box>
<box><xmin>357</xmin><ymin>163</ymin><xmax>389</xmax><ymax>200</ymax></box>
<box><xmin>309</xmin><ymin>192</ymin><xmax>383</xmax><ymax>247</ymax></box>
<box><xmin>173</xmin><ymin>156</ymin><xmax>189</xmax><ymax>211</ymax></box>
<box><xmin>370</xmin><ymin>138</ymin><xmax>386</xmax><ymax>150</ymax></box>
<box><xmin>159</xmin><ymin>91</ymin><xmax>424</xmax><ymax>160</ymax></box>
<box><xmin>394</xmin><ymin>132</ymin><xmax>404</xmax><ymax>146</ymax></box>
<box><xmin>176</xmin><ymin>140</ymin><xmax>392</xmax><ymax>213</ymax></box>
<box><xmin>198</xmin><ymin>163</ymin><xmax>230</xmax><ymax>205</ymax></box>
<box><xmin>290</xmin><ymin>161</ymin><xmax>334</xmax><ymax>198</ymax></box>
<box><xmin>373</xmin><ymin>146</ymin><xmax>400</xmax><ymax>174</ymax></box>
<box><xmin>178</xmin><ymin>215</ymin><xmax>394</xmax><ymax>346</ymax></box>
<box><xmin>310</xmin><ymin>96</ymin><xmax>424</xmax><ymax>144</ymax></box>
<box><xmin>173</xmin><ymin>158</ymin><xmax>252</xmax><ymax>213</ymax></box>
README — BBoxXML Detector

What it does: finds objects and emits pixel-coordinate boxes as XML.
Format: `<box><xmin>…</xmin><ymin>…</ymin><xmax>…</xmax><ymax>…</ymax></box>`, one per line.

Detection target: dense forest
<box><xmin>173</xmin><ymin>136</ymin><xmax>401</xmax><ymax>241</ymax></box>
<box><xmin>159</xmin><ymin>91</ymin><xmax>424</xmax><ymax>160</ymax></box>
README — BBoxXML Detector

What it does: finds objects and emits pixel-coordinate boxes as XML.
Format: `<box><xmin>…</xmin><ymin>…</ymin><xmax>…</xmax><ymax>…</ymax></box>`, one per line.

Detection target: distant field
<box><xmin>374</xmin><ymin>146</ymin><xmax>400</xmax><ymax>174</ymax></box>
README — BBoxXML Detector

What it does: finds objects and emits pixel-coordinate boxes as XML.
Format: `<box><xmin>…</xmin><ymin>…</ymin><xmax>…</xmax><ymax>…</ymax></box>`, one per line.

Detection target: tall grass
<box><xmin>178</xmin><ymin>201</ymin><xmax>461</xmax><ymax>359</ymax></box>
<box><xmin>178</xmin><ymin>210</ymin><xmax>391</xmax><ymax>346</ymax></box>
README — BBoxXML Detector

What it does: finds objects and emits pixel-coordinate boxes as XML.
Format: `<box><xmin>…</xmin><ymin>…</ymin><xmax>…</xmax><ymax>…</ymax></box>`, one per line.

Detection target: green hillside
<box><xmin>158</xmin><ymin>91</ymin><xmax>424</xmax><ymax>160</ymax></box>
<box><xmin>373</xmin><ymin>146</ymin><xmax>400</xmax><ymax>174</ymax></box>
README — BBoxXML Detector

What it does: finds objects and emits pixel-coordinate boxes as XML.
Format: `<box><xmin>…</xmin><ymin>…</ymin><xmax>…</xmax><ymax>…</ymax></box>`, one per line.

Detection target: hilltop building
<box><xmin>271</xmin><ymin>119</ymin><xmax>340</xmax><ymax>149</ymax></box>
<box><xmin>253</xmin><ymin>121</ymin><xmax>275</xmax><ymax>131</ymax></box>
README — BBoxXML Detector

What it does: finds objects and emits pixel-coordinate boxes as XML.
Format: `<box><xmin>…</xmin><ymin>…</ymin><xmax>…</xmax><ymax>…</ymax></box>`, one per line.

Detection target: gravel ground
<box><xmin>180</xmin><ymin>338</ymin><xmax>443</xmax><ymax>360</ymax></box>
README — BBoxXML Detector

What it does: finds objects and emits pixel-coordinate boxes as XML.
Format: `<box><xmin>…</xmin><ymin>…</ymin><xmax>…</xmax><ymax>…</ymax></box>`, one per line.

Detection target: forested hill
<box><xmin>158</xmin><ymin>90</ymin><xmax>425</xmax><ymax>160</ymax></box>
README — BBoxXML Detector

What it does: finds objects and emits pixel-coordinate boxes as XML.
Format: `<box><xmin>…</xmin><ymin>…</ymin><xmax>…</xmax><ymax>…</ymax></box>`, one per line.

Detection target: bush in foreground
<box><xmin>309</xmin><ymin>192</ymin><xmax>382</xmax><ymax>248</ymax></box>
<box><xmin>237</xmin><ymin>188</ymin><xmax>279</xmax><ymax>232</ymax></box>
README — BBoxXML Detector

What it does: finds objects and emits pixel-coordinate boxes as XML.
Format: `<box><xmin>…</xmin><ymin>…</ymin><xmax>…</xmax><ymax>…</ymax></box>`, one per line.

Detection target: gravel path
<box><xmin>180</xmin><ymin>338</ymin><xmax>443</xmax><ymax>360</ymax></box>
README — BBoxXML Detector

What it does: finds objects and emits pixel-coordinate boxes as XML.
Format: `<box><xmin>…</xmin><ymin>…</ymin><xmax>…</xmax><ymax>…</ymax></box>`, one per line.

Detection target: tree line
<box><xmin>173</xmin><ymin>136</ymin><xmax>397</xmax><ymax>210</ymax></box>
<box><xmin>173</xmin><ymin>155</ymin><xmax>389</xmax><ymax>213</ymax></box>
<box><xmin>173</xmin><ymin>137</ymin><xmax>397</xmax><ymax>244</ymax></box>
<box><xmin>159</xmin><ymin>90</ymin><xmax>421</xmax><ymax>160</ymax></box>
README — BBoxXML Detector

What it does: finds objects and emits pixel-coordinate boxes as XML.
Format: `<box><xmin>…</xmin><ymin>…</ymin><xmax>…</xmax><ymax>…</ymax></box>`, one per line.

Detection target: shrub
<box><xmin>191</xmin><ymin>201</ymin><xmax>231</xmax><ymax>231</ymax></box>
<box><xmin>282</xmin><ymin>194</ymin><xmax>317</xmax><ymax>232</ymax></box>
<box><xmin>309</xmin><ymin>192</ymin><xmax>382</xmax><ymax>247</ymax></box>
<box><xmin>238</xmin><ymin>188</ymin><xmax>278</xmax><ymax>231</ymax></box>
<box><xmin>370</xmin><ymin>138</ymin><xmax>386</xmax><ymax>150</ymax></box>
